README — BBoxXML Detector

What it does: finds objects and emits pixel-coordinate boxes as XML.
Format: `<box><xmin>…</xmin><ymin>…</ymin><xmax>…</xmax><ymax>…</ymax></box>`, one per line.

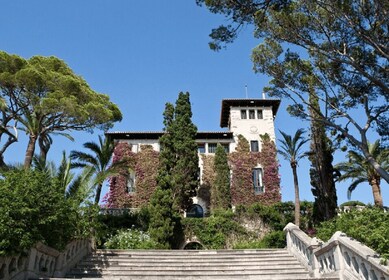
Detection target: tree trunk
<box><xmin>94</xmin><ymin>183</ymin><xmax>103</xmax><ymax>204</ymax></box>
<box><xmin>39</xmin><ymin>136</ymin><xmax>49</xmax><ymax>161</ymax></box>
<box><xmin>24</xmin><ymin>135</ymin><xmax>37</xmax><ymax>169</ymax></box>
<box><xmin>292</xmin><ymin>162</ymin><xmax>300</xmax><ymax>227</ymax></box>
<box><xmin>370</xmin><ymin>176</ymin><xmax>383</xmax><ymax>207</ymax></box>
<box><xmin>0</xmin><ymin>135</ymin><xmax>18</xmax><ymax>168</ymax></box>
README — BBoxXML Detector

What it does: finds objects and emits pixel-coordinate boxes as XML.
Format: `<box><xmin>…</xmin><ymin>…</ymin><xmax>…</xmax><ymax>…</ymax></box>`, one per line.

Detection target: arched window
<box><xmin>186</xmin><ymin>204</ymin><xmax>204</xmax><ymax>218</ymax></box>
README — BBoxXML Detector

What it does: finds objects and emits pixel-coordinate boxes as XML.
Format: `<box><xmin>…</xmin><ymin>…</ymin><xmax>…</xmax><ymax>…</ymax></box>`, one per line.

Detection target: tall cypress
<box><xmin>171</xmin><ymin>92</ymin><xmax>199</xmax><ymax>212</ymax></box>
<box><xmin>149</xmin><ymin>92</ymin><xmax>199</xmax><ymax>247</ymax></box>
<box><xmin>149</xmin><ymin>103</ymin><xmax>176</xmax><ymax>248</ymax></box>
<box><xmin>309</xmin><ymin>90</ymin><xmax>338</xmax><ymax>223</ymax></box>
<box><xmin>212</xmin><ymin>143</ymin><xmax>231</xmax><ymax>210</ymax></box>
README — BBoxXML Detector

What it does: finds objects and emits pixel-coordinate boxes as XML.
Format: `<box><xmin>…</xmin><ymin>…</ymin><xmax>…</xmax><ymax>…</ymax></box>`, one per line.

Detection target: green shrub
<box><xmin>96</xmin><ymin>207</ymin><xmax>150</xmax><ymax>247</ymax></box>
<box><xmin>182</xmin><ymin>210</ymin><xmax>247</xmax><ymax>249</ymax></box>
<box><xmin>260</xmin><ymin>231</ymin><xmax>286</xmax><ymax>248</ymax></box>
<box><xmin>339</xmin><ymin>201</ymin><xmax>366</xmax><ymax>207</ymax></box>
<box><xmin>0</xmin><ymin>169</ymin><xmax>92</xmax><ymax>255</ymax></box>
<box><xmin>233</xmin><ymin>231</ymin><xmax>286</xmax><ymax>249</ymax></box>
<box><xmin>316</xmin><ymin>208</ymin><xmax>389</xmax><ymax>260</ymax></box>
<box><xmin>104</xmin><ymin>228</ymin><xmax>159</xmax><ymax>249</ymax></box>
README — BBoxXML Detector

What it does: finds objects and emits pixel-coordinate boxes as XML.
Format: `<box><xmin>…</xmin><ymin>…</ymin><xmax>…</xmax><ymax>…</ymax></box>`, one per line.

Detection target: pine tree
<box><xmin>212</xmin><ymin>143</ymin><xmax>231</xmax><ymax>210</ymax></box>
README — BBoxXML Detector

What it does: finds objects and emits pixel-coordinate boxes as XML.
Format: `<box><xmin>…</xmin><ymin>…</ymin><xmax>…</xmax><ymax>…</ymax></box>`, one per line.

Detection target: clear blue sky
<box><xmin>1</xmin><ymin>0</ymin><xmax>387</xmax><ymax>205</ymax></box>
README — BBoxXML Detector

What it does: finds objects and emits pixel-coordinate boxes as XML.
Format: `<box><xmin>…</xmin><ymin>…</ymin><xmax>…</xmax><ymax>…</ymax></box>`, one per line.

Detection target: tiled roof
<box><xmin>220</xmin><ymin>98</ymin><xmax>281</xmax><ymax>127</ymax></box>
<box><xmin>106</xmin><ymin>131</ymin><xmax>233</xmax><ymax>140</ymax></box>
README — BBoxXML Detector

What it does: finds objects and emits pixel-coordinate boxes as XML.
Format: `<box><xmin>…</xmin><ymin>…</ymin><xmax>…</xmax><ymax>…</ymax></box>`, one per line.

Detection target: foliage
<box><xmin>106</xmin><ymin>144</ymin><xmax>159</xmax><ymax>208</ymax></box>
<box><xmin>235</xmin><ymin>201</ymin><xmax>314</xmax><ymax>232</ymax></box>
<box><xmin>170</xmin><ymin>92</ymin><xmax>199</xmax><ymax>212</ymax></box>
<box><xmin>104</xmin><ymin>228</ymin><xmax>158</xmax><ymax>249</ymax></box>
<box><xmin>278</xmin><ymin>129</ymin><xmax>309</xmax><ymax>226</ymax></box>
<box><xmin>182</xmin><ymin>210</ymin><xmax>248</xmax><ymax>249</ymax></box>
<box><xmin>197</xmin><ymin>0</ymin><xmax>389</xmax><ymax>184</ymax></box>
<box><xmin>316</xmin><ymin>208</ymin><xmax>389</xmax><ymax>260</ymax></box>
<box><xmin>96</xmin><ymin>207</ymin><xmax>150</xmax><ymax>247</ymax></box>
<box><xmin>71</xmin><ymin>136</ymin><xmax>130</xmax><ymax>204</ymax></box>
<box><xmin>148</xmin><ymin>187</ymin><xmax>181</xmax><ymax>249</ymax></box>
<box><xmin>335</xmin><ymin>140</ymin><xmax>389</xmax><ymax>207</ymax></box>
<box><xmin>212</xmin><ymin>143</ymin><xmax>231</xmax><ymax>210</ymax></box>
<box><xmin>228</xmin><ymin>134</ymin><xmax>281</xmax><ymax>206</ymax></box>
<box><xmin>309</xmin><ymin>90</ymin><xmax>338</xmax><ymax>224</ymax></box>
<box><xmin>0</xmin><ymin>51</ymin><xmax>122</xmax><ymax>168</ymax></box>
<box><xmin>0</xmin><ymin>169</ymin><xmax>96</xmax><ymax>255</ymax></box>
<box><xmin>339</xmin><ymin>201</ymin><xmax>366</xmax><ymax>207</ymax></box>
<box><xmin>233</xmin><ymin>230</ymin><xmax>286</xmax><ymax>249</ymax></box>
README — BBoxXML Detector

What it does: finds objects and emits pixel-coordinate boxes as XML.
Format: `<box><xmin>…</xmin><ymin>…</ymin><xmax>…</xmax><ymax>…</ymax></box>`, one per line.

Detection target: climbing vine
<box><xmin>105</xmin><ymin>143</ymin><xmax>159</xmax><ymax>208</ymax></box>
<box><xmin>106</xmin><ymin>134</ymin><xmax>280</xmax><ymax>210</ymax></box>
<box><xmin>201</xmin><ymin>134</ymin><xmax>280</xmax><ymax>209</ymax></box>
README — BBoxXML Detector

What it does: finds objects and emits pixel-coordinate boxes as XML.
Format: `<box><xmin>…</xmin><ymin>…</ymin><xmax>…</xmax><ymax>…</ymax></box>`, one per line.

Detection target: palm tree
<box><xmin>278</xmin><ymin>129</ymin><xmax>309</xmax><ymax>227</ymax></box>
<box><xmin>32</xmin><ymin>151</ymin><xmax>93</xmax><ymax>203</ymax></box>
<box><xmin>335</xmin><ymin>140</ymin><xmax>388</xmax><ymax>207</ymax></box>
<box><xmin>70</xmin><ymin>136</ymin><xmax>129</xmax><ymax>204</ymax></box>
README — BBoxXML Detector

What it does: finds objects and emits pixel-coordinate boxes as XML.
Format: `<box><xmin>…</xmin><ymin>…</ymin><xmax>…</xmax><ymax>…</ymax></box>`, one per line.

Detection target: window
<box><xmin>186</xmin><ymin>204</ymin><xmax>204</xmax><ymax>218</ymax></box>
<box><xmin>249</xmin><ymin>109</ymin><xmax>255</xmax><ymax>119</ymax></box>
<box><xmin>241</xmin><ymin>110</ymin><xmax>247</xmax><ymax>119</ymax></box>
<box><xmin>198</xmin><ymin>144</ymin><xmax>205</xmax><ymax>154</ymax></box>
<box><xmin>250</xmin><ymin>140</ymin><xmax>259</xmax><ymax>152</ymax></box>
<box><xmin>257</xmin><ymin>109</ymin><xmax>263</xmax><ymax>119</ymax></box>
<box><xmin>221</xmin><ymin>144</ymin><xmax>229</xmax><ymax>153</ymax></box>
<box><xmin>252</xmin><ymin>168</ymin><xmax>264</xmax><ymax>195</ymax></box>
<box><xmin>208</xmin><ymin>143</ymin><xmax>217</xmax><ymax>153</ymax></box>
<box><xmin>127</xmin><ymin>171</ymin><xmax>136</xmax><ymax>193</ymax></box>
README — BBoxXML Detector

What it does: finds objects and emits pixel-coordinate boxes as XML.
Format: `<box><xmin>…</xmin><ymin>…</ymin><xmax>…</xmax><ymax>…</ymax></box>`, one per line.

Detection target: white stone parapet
<box><xmin>0</xmin><ymin>239</ymin><xmax>94</xmax><ymax>280</ymax></box>
<box><xmin>284</xmin><ymin>223</ymin><xmax>389</xmax><ymax>280</ymax></box>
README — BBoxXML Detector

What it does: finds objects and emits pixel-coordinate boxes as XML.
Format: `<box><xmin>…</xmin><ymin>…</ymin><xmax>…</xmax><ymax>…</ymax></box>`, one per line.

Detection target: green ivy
<box><xmin>182</xmin><ymin>210</ymin><xmax>248</xmax><ymax>249</ymax></box>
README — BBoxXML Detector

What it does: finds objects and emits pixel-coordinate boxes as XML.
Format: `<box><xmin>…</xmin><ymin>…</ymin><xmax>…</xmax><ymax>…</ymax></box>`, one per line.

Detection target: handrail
<box><xmin>284</xmin><ymin>223</ymin><xmax>389</xmax><ymax>280</ymax></box>
<box><xmin>0</xmin><ymin>239</ymin><xmax>94</xmax><ymax>280</ymax></box>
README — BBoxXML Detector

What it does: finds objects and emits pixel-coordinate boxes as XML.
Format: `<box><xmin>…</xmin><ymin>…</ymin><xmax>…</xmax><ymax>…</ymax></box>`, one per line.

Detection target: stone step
<box><xmin>75</xmin><ymin>260</ymin><xmax>303</xmax><ymax>269</ymax></box>
<box><xmin>93</xmin><ymin>249</ymin><xmax>289</xmax><ymax>256</ymax></box>
<box><xmin>83</xmin><ymin>256</ymin><xmax>296</xmax><ymax>263</ymax></box>
<box><xmin>59</xmin><ymin>249</ymin><xmax>321</xmax><ymax>280</ymax></box>
<box><xmin>68</xmin><ymin>270</ymin><xmax>312</xmax><ymax>279</ymax></box>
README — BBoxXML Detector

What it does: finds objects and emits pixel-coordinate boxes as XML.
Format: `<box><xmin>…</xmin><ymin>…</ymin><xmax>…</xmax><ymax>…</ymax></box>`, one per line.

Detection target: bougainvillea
<box><xmin>105</xmin><ymin>143</ymin><xmax>159</xmax><ymax>208</ymax></box>
<box><xmin>202</xmin><ymin>134</ymin><xmax>281</xmax><ymax>208</ymax></box>
<box><xmin>107</xmin><ymin>134</ymin><xmax>280</xmax><ymax>210</ymax></box>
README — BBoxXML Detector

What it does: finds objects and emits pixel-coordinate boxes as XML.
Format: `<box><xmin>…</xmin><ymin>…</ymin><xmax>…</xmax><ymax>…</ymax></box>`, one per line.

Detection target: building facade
<box><xmin>105</xmin><ymin>99</ymin><xmax>281</xmax><ymax>215</ymax></box>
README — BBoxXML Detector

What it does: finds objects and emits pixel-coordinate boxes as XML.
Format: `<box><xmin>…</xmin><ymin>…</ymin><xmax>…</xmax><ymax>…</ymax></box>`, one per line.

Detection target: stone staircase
<box><xmin>54</xmin><ymin>249</ymin><xmax>325</xmax><ymax>279</ymax></box>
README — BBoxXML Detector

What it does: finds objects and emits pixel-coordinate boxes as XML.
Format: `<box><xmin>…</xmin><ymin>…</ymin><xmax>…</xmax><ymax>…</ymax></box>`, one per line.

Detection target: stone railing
<box><xmin>0</xmin><ymin>239</ymin><xmax>94</xmax><ymax>280</ymax></box>
<box><xmin>284</xmin><ymin>223</ymin><xmax>389</xmax><ymax>280</ymax></box>
<box><xmin>99</xmin><ymin>207</ymin><xmax>138</xmax><ymax>216</ymax></box>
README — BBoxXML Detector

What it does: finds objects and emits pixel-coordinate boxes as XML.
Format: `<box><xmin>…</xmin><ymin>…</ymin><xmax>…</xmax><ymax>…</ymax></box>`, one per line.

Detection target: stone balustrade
<box><xmin>284</xmin><ymin>223</ymin><xmax>389</xmax><ymax>280</ymax></box>
<box><xmin>0</xmin><ymin>239</ymin><xmax>94</xmax><ymax>280</ymax></box>
<box><xmin>99</xmin><ymin>207</ymin><xmax>138</xmax><ymax>216</ymax></box>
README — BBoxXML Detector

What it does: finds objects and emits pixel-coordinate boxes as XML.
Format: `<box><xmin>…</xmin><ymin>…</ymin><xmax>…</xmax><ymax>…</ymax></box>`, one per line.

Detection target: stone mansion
<box><xmin>105</xmin><ymin>98</ymin><xmax>281</xmax><ymax>216</ymax></box>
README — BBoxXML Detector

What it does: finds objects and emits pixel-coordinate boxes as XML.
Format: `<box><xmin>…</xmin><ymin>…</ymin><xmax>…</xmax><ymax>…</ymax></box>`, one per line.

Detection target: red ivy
<box><xmin>105</xmin><ymin>143</ymin><xmax>159</xmax><ymax>208</ymax></box>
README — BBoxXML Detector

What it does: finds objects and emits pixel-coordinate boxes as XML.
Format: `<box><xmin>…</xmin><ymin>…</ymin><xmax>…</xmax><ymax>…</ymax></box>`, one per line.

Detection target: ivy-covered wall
<box><xmin>202</xmin><ymin>134</ymin><xmax>280</xmax><ymax>207</ymax></box>
<box><xmin>106</xmin><ymin>134</ymin><xmax>280</xmax><ymax>209</ymax></box>
<box><xmin>105</xmin><ymin>143</ymin><xmax>159</xmax><ymax>208</ymax></box>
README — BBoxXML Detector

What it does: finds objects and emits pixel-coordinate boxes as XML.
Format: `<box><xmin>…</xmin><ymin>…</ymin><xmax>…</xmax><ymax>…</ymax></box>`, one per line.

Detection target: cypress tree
<box><xmin>308</xmin><ymin>90</ymin><xmax>338</xmax><ymax>223</ymax></box>
<box><xmin>149</xmin><ymin>103</ymin><xmax>177</xmax><ymax>248</ymax></box>
<box><xmin>171</xmin><ymin>92</ymin><xmax>199</xmax><ymax>212</ymax></box>
<box><xmin>212</xmin><ymin>143</ymin><xmax>231</xmax><ymax>210</ymax></box>
<box><xmin>149</xmin><ymin>92</ymin><xmax>199</xmax><ymax>247</ymax></box>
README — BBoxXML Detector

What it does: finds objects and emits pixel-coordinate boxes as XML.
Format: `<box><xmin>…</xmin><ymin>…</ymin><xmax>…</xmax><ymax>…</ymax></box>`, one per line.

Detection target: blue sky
<box><xmin>1</xmin><ymin>1</ymin><xmax>387</xmax><ymax>205</ymax></box>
